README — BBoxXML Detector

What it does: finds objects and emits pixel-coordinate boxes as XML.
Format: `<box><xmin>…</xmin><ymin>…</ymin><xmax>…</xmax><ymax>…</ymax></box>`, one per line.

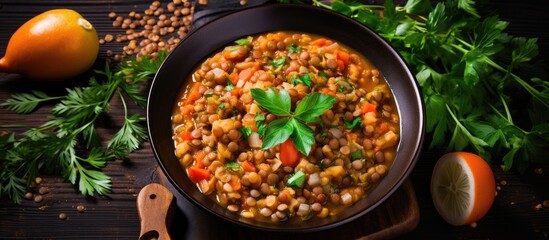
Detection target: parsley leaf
<box><xmin>287</xmin><ymin>170</ymin><xmax>305</xmax><ymax>189</ymax></box>
<box><xmin>262</xmin><ymin>118</ymin><xmax>294</xmax><ymax>149</ymax></box>
<box><xmin>251</xmin><ymin>88</ymin><xmax>336</xmax><ymax>155</ymax></box>
<box><xmin>0</xmin><ymin>52</ymin><xmax>166</xmax><ymax>202</ymax></box>
<box><xmin>343</xmin><ymin>117</ymin><xmax>363</xmax><ymax>129</ymax></box>
<box><xmin>294</xmin><ymin>92</ymin><xmax>337</xmax><ymax>122</ymax></box>
<box><xmin>254</xmin><ymin>113</ymin><xmax>267</xmax><ymax>136</ymax></box>
<box><xmin>250</xmin><ymin>88</ymin><xmax>291</xmax><ymax>116</ymax></box>
<box><xmin>0</xmin><ymin>91</ymin><xmax>62</xmax><ymax>114</ymax></box>
<box><xmin>290</xmin><ymin>73</ymin><xmax>313</xmax><ymax>87</ymax></box>
<box><xmin>239</xmin><ymin>126</ymin><xmax>252</xmax><ymax>138</ymax></box>
<box><xmin>225</xmin><ymin>80</ymin><xmax>235</xmax><ymax>91</ymax></box>
<box><xmin>288</xmin><ymin>43</ymin><xmax>301</xmax><ymax>53</ymax></box>
<box><xmin>235</xmin><ymin>37</ymin><xmax>252</xmax><ymax>46</ymax></box>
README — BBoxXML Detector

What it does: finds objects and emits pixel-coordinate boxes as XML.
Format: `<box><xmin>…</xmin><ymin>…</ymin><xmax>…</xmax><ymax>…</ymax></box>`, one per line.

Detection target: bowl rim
<box><xmin>147</xmin><ymin>3</ymin><xmax>425</xmax><ymax>232</ymax></box>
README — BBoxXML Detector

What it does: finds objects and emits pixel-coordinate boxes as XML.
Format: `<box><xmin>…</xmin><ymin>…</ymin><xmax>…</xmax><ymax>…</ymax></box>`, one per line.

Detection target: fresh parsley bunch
<box><xmin>0</xmin><ymin>52</ymin><xmax>166</xmax><ymax>203</ymax></box>
<box><xmin>313</xmin><ymin>0</ymin><xmax>549</xmax><ymax>173</ymax></box>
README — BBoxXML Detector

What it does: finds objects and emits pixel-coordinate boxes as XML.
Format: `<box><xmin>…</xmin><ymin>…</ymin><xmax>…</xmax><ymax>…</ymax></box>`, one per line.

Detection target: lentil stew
<box><xmin>171</xmin><ymin>31</ymin><xmax>400</xmax><ymax>223</ymax></box>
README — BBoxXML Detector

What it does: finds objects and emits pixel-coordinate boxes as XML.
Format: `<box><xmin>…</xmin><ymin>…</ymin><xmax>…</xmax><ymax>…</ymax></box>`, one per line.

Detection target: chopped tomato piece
<box><xmin>280</xmin><ymin>139</ymin><xmax>300</xmax><ymax>167</ymax></box>
<box><xmin>179</xmin><ymin>131</ymin><xmax>193</xmax><ymax>141</ymax></box>
<box><xmin>241</xmin><ymin>161</ymin><xmax>257</xmax><ymax>172</ymax></box>
<box><xmin>184</xmin><ymin>82</ymin><xmax>203</xmax><ymax>105</ymax></box>
<box><xmin>188</xmin><ymin>167</ymin><xmax>210</xmax><ymax>183</ymax></box>
<box><xmin>230</xmin><ymin>87</ymin><xmax>240</xmax><ymax>97</ymax></box>
<box><xmin>362</xmin><ymin>102</ymin><xmax>376</xmax><ymax>113</ymax></box>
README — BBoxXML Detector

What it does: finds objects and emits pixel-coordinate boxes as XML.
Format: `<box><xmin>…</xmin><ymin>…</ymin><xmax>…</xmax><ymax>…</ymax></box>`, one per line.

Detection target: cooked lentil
<box><xmin>172</xmin><ymin>31</ymin><xmax>400</xmax><ymax>223</ymax></box>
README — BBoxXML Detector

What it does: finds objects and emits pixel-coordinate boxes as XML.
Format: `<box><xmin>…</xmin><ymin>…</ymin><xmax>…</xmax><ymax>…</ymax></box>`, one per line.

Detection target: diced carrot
<box><xmin>229</xmin><ymin>175</ymin><xmax>241</xmax><ymax>191</ymax></box>
<box><xmin>378</xmin><ymin>122</ymin><xmax>389</xmax><ymax>134</ymax></box>
<box><xmin>241</xmin><ymin>161</ymin><xmax>256</xmax><ymax>172</ymax></box>
<box><xmin>193</xmin><ymin>150</ymin><xmax>207</xmax><ymax>169</ymax></box>
<box><xmin>362</xmin><ymin>102</ymin><xmax>377</xmax><ymax>113</ymax></box>
<box><xmin>311</xmin><ymin>38</ymin><xmax>333</xmax><ymax>47</ymax></box>
<box><xmin>179</xmin><ymin>131</ymin><xmax>193</xmax><ymax>141</ymax></box>
<box><xmin>336</xmin><ymin>51</ymin><xmax>351</xmax><ymax>64</ymax></box>
<box><xmin>318</xmin><ymin>87</ymin><xmax>336</xmax><ymax>96</ymax></box>
<box><xmin>181</xmin><ymin>105</ymin><xmax>194</xmax><ymax>115</ymax></box>
<box><xmin>230</xmin><ymin>87</ymin><xmax>240</xmax><ymax>97</ymax></box>
<box><xmin>239</xmin><ymin>67</ymin><xmax>256</xmax><ymax>82</ymax></box>
<box><xmin>228</xmin><ymin>71</ymin><xmax>239</xmax><ymax>85</ymax></box>
<box><xmin>184</xmin><ymin>82</ymin><xmax>203</xmax><ymax>105</ymax></box>
<box><xmin>188</xmin><ymin>166</ymin><xmax>210</xmax><ymax>183</ymax></box>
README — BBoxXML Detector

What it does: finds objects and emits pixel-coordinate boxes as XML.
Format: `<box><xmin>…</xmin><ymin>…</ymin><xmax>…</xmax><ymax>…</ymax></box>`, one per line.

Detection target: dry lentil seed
<box><xmin>59</xmin><ymin>212</ymin><xmax>68</xmax><ymax>221</ymax></box>
<box><xmin>34</xmin><ymin>195</ymin><xmax>43</xmax><ymax>203</ymax></box>
<box><xmin>38</xmin><ymin>186</ymin><xmax>49</xmax><ymax>195</ymax></box>
<box><xmin>24</xmin><ymin>192</ymin><xmax>33</xmax><ymax>200</ymax></box>
<box><xmin>76</xmin><ymin>205</ymin><xmax>86</xmax><ymax>213</ymax></box>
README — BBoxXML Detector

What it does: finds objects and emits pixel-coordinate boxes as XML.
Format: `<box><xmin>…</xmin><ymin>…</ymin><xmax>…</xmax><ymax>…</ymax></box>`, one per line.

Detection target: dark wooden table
<box><xmin>1</xmin><ymin>0</ymin><xmax>548</xmax><ymax>239</ymax></box>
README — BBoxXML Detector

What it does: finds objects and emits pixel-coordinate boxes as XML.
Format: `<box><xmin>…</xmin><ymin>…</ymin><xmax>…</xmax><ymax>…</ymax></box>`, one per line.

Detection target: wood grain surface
<box><xmin>1</xmin><ymin>0</ymin><xmax>548</xmax><ymax>239</ymax></box>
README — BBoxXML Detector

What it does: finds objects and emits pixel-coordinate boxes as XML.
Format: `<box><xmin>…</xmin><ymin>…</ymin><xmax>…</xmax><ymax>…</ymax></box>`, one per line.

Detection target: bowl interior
<box><xmin>147</xmin><ymin>3</ymin><xmax>425</xmax><ymax>232</ymax></box>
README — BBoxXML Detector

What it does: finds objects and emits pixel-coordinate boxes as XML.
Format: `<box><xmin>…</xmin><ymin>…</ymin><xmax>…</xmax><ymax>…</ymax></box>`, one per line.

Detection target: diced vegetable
<box><xmin>188</xmin><ymin>167</ymin><xmax>210</xmax><ymax>183</ymax></box>
<box><xmin>280</xmin><ymin>138</ymin><xmax>301</xmax><ymax>167</ymax></box>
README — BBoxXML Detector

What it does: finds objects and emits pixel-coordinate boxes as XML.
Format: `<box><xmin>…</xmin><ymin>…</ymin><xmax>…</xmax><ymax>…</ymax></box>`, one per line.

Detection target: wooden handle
<box><xmin>137</xmin><ymin>183</ymin><xmax>174</xmax><ymax>240</ymax></box>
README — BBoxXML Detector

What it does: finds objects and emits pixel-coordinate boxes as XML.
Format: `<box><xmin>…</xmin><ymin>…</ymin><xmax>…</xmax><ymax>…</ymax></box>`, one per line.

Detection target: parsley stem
<box><xmin>445</xmin><ymin>104</ymin><xmax>488</xmax><ymax>153</ymax></box>
<box><xmin>118</xmin><ymin>90</ymin><xmax>129</xmax><ymax>120</ymax></box>
<box><xmin>484</xmin><ymin>58</ymin><xmax>548</xmax><ymax>109</ymax></box>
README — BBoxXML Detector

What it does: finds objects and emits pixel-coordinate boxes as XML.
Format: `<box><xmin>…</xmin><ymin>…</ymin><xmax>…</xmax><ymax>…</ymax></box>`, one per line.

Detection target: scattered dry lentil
<box><xmin>76</xmin><ymin>205</ymin><xmax>86</xmax><ymax>213</ymax></box>
<box><xmin>470</xmin><ymin>222</ymin><xmax>478</xmax><ymax>228</ymax></box>
<box><xmin>33</xmin><ymin>195</ymin><xmax>43</xmax><ymax>203</ymax></box>
<box><xmin>543</xmin><ymin>200</ymin><xmax>549</xmax><ymax>208</ymax></box>
<box><xmin>534</xmin><ymin>203</ymin><xmax>543</xmax><ymax>210</ymax></box>
<box><xmin>59</xmin><ymin>212</ymin><xmax>68</xmax><ymax>220</ymax></box>
<box><xmin>101</xmin><ymin>0</ymin><xmax>196</xmax><ymax>62</ymax></box>
<box><xmin>24</xmin><ymin>192</ymin><xmax>33</xmax><ymax>200</ymax></box>
<box><xmin>38</xmin><ymin>186</ymin><xmax>49</xmax><ymax>195</ymax></box>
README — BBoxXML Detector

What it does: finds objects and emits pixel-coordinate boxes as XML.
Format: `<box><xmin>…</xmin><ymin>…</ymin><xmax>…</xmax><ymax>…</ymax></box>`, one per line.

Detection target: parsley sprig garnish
<box><xmin>313</xmin><ymin>0</ymin><xmax>549</xmax><ymax>173</ymax></box>
<box><xmin>250</xmin><ymin>87</ymin><xmax>336</xmax><ymax>155</ymax></box>
<box><xmin>0</xmin><ymin>52</ymin><xmax>166</xmax><ymax>203</ymax></box>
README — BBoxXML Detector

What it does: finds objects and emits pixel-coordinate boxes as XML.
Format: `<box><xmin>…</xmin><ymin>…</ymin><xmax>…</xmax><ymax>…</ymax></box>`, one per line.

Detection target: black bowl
<box><xmin>147</xmin><ymin>3</ymin><xmax>425</xmax><ymax>232</ymax></box>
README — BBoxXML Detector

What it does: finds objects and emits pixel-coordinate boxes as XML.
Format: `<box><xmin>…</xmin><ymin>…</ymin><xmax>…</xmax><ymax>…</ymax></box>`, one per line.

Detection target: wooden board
<box><xmin>158</xmin><ymin>170</ymin><xmax>420</xmax><ymax>239</ymax></box>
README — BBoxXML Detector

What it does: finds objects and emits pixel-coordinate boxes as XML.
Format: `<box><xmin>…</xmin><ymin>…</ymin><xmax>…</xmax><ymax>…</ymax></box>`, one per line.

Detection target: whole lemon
<box><xmin>0</xmin><ymin>9</ymin><xmax>99</xmax><ymax>81</ymax></box>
